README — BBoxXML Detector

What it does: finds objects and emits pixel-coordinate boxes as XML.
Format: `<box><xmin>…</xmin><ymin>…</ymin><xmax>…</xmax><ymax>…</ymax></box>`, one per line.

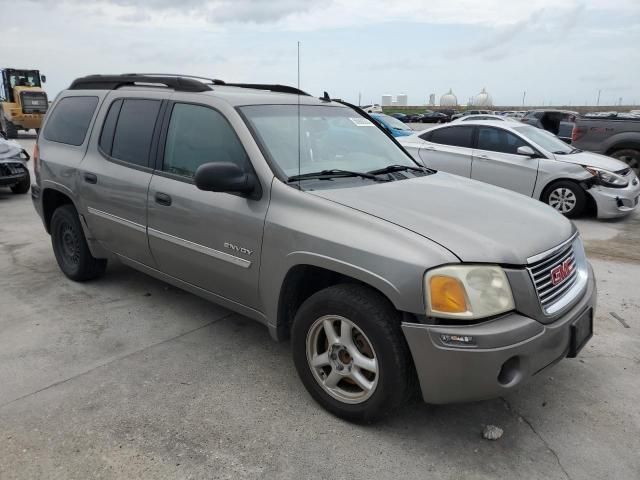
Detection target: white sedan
<box><xmin>398</xmin><ymin>121</ymin><xmax>640</xmax><ymax>219</ymax></box>
<box><xmin>451</xmin><ymin>114</ymin><xmax>520</xmax><ymax>123</ymax></box>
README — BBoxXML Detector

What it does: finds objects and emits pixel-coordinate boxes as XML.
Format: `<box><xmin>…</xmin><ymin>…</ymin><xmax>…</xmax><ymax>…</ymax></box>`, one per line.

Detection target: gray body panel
<box><xmin>572</xmin><ymin>117</ymin><xmax>640</xmax><ymax>154</ymax></box>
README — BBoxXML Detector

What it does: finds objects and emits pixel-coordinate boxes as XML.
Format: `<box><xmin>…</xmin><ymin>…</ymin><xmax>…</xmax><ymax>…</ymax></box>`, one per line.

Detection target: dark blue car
<box><xmin>370</xmin><ymin>113</ymin><xmax>414</xmax><ymax>137</ymax></box>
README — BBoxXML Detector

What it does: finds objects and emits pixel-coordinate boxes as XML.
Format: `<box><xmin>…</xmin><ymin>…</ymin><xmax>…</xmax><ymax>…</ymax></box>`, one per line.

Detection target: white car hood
<box><xmin>555</xmin><ymin>151</ymin><xmax>628</xmax><ymax>172</ymax></box>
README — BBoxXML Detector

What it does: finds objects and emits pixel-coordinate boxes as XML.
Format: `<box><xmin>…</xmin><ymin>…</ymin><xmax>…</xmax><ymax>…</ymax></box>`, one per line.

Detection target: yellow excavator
<box><xmin>0</xmin><ymin>68</ymin><xmax>48</xmax><ymax>138</ymax></box>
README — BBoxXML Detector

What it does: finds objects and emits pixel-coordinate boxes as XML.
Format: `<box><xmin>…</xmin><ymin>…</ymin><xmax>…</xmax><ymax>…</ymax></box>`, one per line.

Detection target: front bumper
<box><xmin>402</xmin><ymin>264</ymin><xmax>596</xmax><ymax>404</ymax></box>
<box><xmin>588</xmin><ymin>177</ymin><xmax>640</xmax><ymax>219</ymax></box>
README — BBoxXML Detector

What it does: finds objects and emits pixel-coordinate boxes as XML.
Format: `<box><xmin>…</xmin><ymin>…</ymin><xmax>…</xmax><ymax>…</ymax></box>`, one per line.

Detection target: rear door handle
<box><xmin>155</xmin><ymin>192</ymin><xmax>172</xmax><ymax>206</ymax></box>
<box><xmin>83</xmin><ymin>173</ymin><xmax>97</xmax><ymax>184</ymax></box>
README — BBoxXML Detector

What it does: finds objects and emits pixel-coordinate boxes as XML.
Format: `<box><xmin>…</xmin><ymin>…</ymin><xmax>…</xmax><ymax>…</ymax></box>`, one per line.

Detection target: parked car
<box><xmin>520</xmin><ymin>110</ymin><xmax>577</xmax><ymax>144</ymax></box>
<box><xmin>421</xmin><ymin>111</ymin><xmax>450</xmax><ymax>123</ymax></box>
<box><xmin>450</xmin><ymin>109</ymin><xmax>492</xmax><ymax>120</ymax></box>
<box><xmin>361</xmin><ymin>104</ymin><xmax>382</xmax><ymax>113</ymax></box>
<box><xmin>0</xmin><ymin>135</ymin><xmax>30</xmax><ymax>194</ymax></box>
<box><xmin>389</xmin><ymin>112</ymin><xmax>410</xmax><ymax>123</ymax></box>
<box><xmin>452</xmin><ymin>114</ymin><xmax>519</xmax><ymax>123</ymax></box>
<box><xmin>505</xmin><ymin>111</ymin><xmax>526</xmax><ymax>119</ymax></box>
<box><xmin>33</xmin><ymin>74</ymin><xmax>596</xmax><ymax>422</ymax></box>
<box><xmin>399</xmin><ymin>120</ymin><xmax>640</xmax><ymax>218</ymax></box>
<box><xmin>572</xmin><ymin>115</ymin><xmax>640</xmax><ymax>175</ymax></box>
<box><xmin>370</xmin><ymin>113</ymin><xmax>415</xmax><ymax>137</ymax></box>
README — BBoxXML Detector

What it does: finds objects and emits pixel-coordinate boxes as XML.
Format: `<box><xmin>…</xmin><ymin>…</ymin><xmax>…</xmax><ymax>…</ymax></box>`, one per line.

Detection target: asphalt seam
<box><xmin>500</xmin><ymin>397</ymin><xmax>572</xmax><ymax>480</ymax></box>
<box><xmin>0</xmin><ymin>313</ymin><xmax>232</xmax><ymax>410</ymax></box>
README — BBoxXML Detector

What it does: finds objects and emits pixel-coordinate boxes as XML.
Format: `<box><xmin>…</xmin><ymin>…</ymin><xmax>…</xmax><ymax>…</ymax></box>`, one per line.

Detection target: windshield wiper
<box><xmin>287</xmin><ymin>169</ymin><xmax>384</xmax><ymax>183</ymax></box>
<box><xmin>570</xmin><ymin>148</ymin><xmax>582</xmax><ymax>153</ymax></box>
<box><xmin>552</xmin><ymin>151</ymin><xmax>569</xmax><ymax>155</ymax></box>
<box><xmin>367</xmin><ymin>164</ymin><xmax>427</xmax><ymax>175</ymax></box>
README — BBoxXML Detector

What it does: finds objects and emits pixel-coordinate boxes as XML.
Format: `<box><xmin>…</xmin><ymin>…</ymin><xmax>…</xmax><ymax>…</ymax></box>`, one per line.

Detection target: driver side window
<box><xmin>163</xmin><ymin>103</ymin><xmax>249</xmax><ymax>178</ymax></box>
<box><xmin>476</xmin><ymin>127</ymin><xmax>527</xmax><ymax>155</ymax></box>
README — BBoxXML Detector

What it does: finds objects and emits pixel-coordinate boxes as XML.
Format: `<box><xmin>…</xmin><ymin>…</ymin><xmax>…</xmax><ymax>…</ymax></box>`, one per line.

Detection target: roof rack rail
<box><xmin>68</xmin><ymin>74</ymin><xmax>212</xmax><ymax>93</ymax></box>
<box><xmin>122</xmin><ymin>73</ymin><xmax>224</xmax><ymax>83</ymax></box>
<box><xmin>212</xmin><ymin>80</ymin><xmax>310</xmax><ymax>96</ymax></box>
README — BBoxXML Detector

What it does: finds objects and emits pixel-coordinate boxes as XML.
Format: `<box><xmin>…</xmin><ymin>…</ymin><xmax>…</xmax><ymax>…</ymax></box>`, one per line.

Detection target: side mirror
<box><xmin>194</xmin><ymin>162</ymin><xmax>256</xmax><ymax>196</ymax></box>
<box><xmin>40</xmin><ymin>75</ymin><xmax>47</xmax><ymax>83</ymax></box>
<box><xmin>517</xmin><ymin>146</ymin><xmax>536</xmax><ymax>157</ymax></box>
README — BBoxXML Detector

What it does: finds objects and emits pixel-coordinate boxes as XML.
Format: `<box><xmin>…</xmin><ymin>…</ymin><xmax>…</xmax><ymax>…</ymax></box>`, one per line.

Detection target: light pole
<box><xmin>522</xmin><ymin>91</ymin><xmax>526</xmax><ymax>106</ymax></box>
<box><xmin>596</xmin><ymin>89</ymin><xmax>601</xmax><ymax>106</ymax></box>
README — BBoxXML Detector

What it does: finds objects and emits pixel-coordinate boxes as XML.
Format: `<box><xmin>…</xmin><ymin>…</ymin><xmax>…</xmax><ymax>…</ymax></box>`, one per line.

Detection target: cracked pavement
<box><xmin>1</xmin><ymin>135</ymin><xmax>638</xmax><ymax>479</ymax></box>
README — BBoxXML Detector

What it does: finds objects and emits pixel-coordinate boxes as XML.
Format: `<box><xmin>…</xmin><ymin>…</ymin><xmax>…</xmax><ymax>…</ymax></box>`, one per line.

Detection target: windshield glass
<box><xmin>374</xmin><ymin>114</ymin><xmax>411</xmax><ymax>131</ymax></box>
<box><xmin>241</xmin><ymin>105</ymin><xmax>416</xmax><ymax>178</ymax></box>
<box><xmin>513</xmin><ymin>125</ymin><xmax>573</xmax><ymax>153</ymax></box>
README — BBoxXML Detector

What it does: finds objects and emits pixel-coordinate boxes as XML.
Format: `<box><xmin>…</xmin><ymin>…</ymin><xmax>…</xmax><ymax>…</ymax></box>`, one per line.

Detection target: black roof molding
<box><xmin>69</xmin><ymin>74</ymin><xmax>212</xmax><ymax>92</ymax></box>
<box><xmin>211</xmin><ymin>80</ymin><xmax>310</xmax><ymax>96</ymax></box>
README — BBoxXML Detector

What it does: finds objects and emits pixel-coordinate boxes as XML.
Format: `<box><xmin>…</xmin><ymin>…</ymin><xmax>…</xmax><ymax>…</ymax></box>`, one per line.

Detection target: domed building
<box><xmin>472</xmin><ymin>87</ymin><xmax>493</xmax><ymax>107</ymax></box>
<box><xmin>439</xmin><ymin>88</ymin><xmax>458</xmax><ymax>107</ymax></box>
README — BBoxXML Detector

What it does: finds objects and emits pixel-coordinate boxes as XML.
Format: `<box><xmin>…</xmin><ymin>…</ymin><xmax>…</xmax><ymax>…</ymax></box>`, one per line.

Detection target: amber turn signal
<box><xmin>429</xmin><ymin>275</ymin><xmax>468</xmax><ymax>314</ymax></box>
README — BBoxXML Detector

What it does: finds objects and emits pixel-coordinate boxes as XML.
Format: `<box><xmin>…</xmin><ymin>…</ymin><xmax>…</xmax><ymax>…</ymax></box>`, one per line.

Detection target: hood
<box><xmin>555</xmin><ymin>150</ymin><xmax>628</xmax><ymax>172</ymax></box>
<box><xmin>311</xmin><ymin>172</ymin><xmax>574</xmax><ymax>265</ymax></box>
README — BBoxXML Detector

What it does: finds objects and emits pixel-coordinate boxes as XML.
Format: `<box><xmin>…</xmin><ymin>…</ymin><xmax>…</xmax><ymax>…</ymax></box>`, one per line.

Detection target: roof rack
<box><xmin>211</xmin><ymin>80</ymin><xmax>310</xmax><ymax>96</ymax></box>
<box><xmin>69</xmin><ymin>74</ymin><xmax>212</xmax><ymax>92</ymax></box>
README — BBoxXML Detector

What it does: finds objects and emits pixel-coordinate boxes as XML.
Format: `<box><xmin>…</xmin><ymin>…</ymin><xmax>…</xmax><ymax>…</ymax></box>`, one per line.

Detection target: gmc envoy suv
<box><xmin>32</xmin><ymin>74</ymin><xmax>596</xmax><ymax>421</ymax></box>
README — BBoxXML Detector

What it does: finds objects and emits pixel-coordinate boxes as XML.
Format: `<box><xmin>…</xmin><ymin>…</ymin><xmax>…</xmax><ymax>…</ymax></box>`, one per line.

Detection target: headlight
<box><xmin>425</xmin><ymin>265</ymin><xmax>515</xmax><ymax>320</ymax></box>
<box><xmin>585</xmin><ymin>166</ymin><xmax>628</xmax><ymax>188</ymax></box>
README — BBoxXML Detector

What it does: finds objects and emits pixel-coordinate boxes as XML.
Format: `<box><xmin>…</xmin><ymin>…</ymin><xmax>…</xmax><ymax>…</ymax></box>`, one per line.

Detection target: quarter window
<box><xmin>110</xmin><ymin>99</ymin><xmax>161</xmax><ymax>167</ymax></box>
<box><xmin>163</xmin><ymin>103</ymin><xmax>249</xmax><ymax>178</ymax></box>
<box><xmin>477</xmin><ymin>126</ymin><xmax>528</xmax><ymax>155</ymax></box>
<box><xmin>43</xmin><ymin>96</ymin><xmax>98</xmax><ymax>146</ymax></box>
<box><xmin>425</xmin><ymin>126</ymin><xmax>474</xmax><ymax>148</ymax></box>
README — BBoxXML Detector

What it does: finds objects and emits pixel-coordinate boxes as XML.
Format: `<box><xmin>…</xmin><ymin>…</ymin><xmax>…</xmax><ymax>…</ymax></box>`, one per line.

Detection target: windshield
<box><xmin>513</xmin><ymin>125</ymin><xmax>573</xmax><ymax>154</ymax></box>
<box><xmin>8</xmin><ymin>71</ymin><xmax>41</xmax><ymax>88</ymax></box>
<box><xmin>241</xmin><ymin>105</ymin><xmax>416</xmax><ymax>178</ymax></box>
<box><xmin>374</xmin><ymin>114</ymin><xmax>412</xmax><ymax>131</ymax></box>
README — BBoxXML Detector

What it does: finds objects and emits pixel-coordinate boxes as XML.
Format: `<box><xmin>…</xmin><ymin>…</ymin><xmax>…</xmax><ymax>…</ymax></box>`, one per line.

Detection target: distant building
<box><xmin>471</xmin><ymin>87</ymin><xmax>493</xmax><ymax>107</ymax></box>
<box><xmin>440</xmin><ymin>88</ymin><xmax>458</xmax><ymax>107</ymax></box>
<box><xmin>396</xmin><ymin>94</ymin><xmax>408</xmax><ymax>106</ymax></box>
<box><xmin>381</xmin><ymin>94</ymin><xmax>393</xmax><ymax>106</ymax></box>
<box><xmin>428</xmin><ymin>93</ymin><xmax>436</xmax><ymax>106</ymax></box>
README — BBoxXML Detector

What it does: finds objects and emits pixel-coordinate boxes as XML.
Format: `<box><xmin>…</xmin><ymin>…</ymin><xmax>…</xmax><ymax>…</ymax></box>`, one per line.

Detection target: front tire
<box><xmin>51</xmin><ymin>204</ymin><xmax>107</xmax><ymax>281</ymax></box>
<box><xmin>609</xmin><ymin>148</ymin><xmax>640</xmax><ymax>176</ymax></box>
<box><xmin>291</xmin><ymin>284</ymin><xmax>414</xmax><ymax>422</ymax></box>
<box><xmin>542</xmin><ymin>180</ymin><xmax>586</xmax><ymax>218</ymax></box>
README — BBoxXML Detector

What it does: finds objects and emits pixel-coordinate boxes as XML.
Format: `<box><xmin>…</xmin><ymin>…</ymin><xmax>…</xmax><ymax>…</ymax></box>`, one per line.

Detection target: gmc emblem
<box><xmin>550</xmin><ymin>259</ymin><xmax>574</xmax><ymax>286</ymax></box>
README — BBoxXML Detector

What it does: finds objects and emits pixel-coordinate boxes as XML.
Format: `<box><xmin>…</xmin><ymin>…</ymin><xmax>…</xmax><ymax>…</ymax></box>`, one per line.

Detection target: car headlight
<box><xmin>585</xmin><ymin>166</ymin><xmax>628</xmax><ymax>188</ymax></box>
<box><xmin>425</xmin><ymin>265</ymin><xmax>515</xmax><ymax>320</ymax></box>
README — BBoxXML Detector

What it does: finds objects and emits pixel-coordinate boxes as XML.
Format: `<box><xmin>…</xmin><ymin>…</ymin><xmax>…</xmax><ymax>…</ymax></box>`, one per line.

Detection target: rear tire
<box><xmin>542</xmin><ymin>180</ymin><xmax>586</xmax><ymax>218</ymax></box>
<box><xmin>291</xmin><ymin>284</ymin><xmax>414</xmax><ymax>422</ymax></box>
<box><xmin>1</xmin><ymin>118</ymin><xmax>19</xmax><ymax>139</ymax></box>
<box><xmin>10</xmin><ymin>171</ymin><xmax>30</xmax><ymax>194</ymax></box>
<box><xmin>609</xmin><ymin>148</ymin><xmax>640</xmax><ymax>176</ymax></box>
<box><xmin>51</xmin><ymin>204</ymin><xmax>107</xmax><ymax>281</ymax></box>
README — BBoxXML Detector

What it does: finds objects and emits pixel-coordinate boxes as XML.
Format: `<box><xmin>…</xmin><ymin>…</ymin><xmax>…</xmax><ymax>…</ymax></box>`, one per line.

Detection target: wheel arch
<box><xmin>42</xmin><ymin>187</ymin><xmax>76</xmax><ymax>233</ymax></box>
<box><xmin>273</xmin><ymin>261</ymin><xmax>405</xmax><ymax>342</ymax></box>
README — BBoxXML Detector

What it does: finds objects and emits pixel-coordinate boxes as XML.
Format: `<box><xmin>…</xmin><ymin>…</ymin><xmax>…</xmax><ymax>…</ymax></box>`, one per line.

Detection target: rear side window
<box><xmin>99</xmin><ymin>99</ymin><xmax>123</xmax><ymax>154</ymax></box>
<box><xmin>162</xmin><ymin>103</ymin><xmax>249</xmax><ymax>178</ymax></box>
<box><xmin>425</xmin><ymin>126</ymin><xmax>474</xmax><ymax>148</ymax></box>
<box><xmin>43</xmin><ymin>96</ymin><xmax>98</xmax><ymax>146</ymax></box>
<box><xmin>110</xmin><ymin>99</ymin><xmax>161</xmax><ymax>167</ymax></box>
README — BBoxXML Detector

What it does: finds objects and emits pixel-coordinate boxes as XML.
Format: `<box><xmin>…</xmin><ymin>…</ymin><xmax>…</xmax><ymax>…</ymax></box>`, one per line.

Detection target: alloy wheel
<box><xmin>306</xmin><ymin>315</ymin><xmax>379</xmax><ymax>404</ymax></box>
<box><xmin>548</xmin><ymin>187</ymin><xmax>577</xmax><ymax>213</ymax></box>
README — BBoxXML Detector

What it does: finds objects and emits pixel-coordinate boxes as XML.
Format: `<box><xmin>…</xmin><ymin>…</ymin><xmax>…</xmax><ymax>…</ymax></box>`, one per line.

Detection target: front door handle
<box><xmin>155</xmin><ymin>192</ymin><xmax>172</xmax><ymax>206</ymax></box>
<box><xmin>83</xmin><ymin>173</ymin><xmax>97</xmax><ymax>184</ymax></box>
<box><xmin>477</xmin><ymin>154</ymin><xmax>488</xmax><ymax>159</ymax></box>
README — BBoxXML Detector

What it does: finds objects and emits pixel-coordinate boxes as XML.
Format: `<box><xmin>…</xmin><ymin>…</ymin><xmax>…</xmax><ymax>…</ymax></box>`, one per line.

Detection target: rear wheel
<box><xmin>609</xmin><ymin>148</ymin><xmax>640</xmax><ymax>176</ymax></box>
<box><xmin>291</xmin><ymin>284</ymin><xmax>414</xmax><ymax>422</ymax></box>
<box><xmin>51</xmin><ymin>204</ymin><xmax>107</xmax><ymax>281</ymax></box>
<box><xmin>1</xmin><ymin>117</ymin><xmax>19</xmax><ymax>139</ymax></box>
<box><xmin>10</xmin><ymin>171</ymin><xmax>30</xmax><ymax>194</ymax></box>
<box><xmin>542</xmin><ymin>180</ymin><xmax>586</xmax><ymax>218</ymax></box>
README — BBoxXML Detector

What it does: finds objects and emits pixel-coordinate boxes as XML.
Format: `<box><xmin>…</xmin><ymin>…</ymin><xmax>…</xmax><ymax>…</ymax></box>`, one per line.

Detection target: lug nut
<box><xmin>335</xmin><ymin>364</ymin><xmax>344</xmax><ymax>371</ymax></box>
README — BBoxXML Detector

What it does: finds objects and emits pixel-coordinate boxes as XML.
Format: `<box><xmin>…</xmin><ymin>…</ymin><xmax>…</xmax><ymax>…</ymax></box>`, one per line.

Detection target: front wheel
<box><xmin>609</xmin><ymin>148</ymin><xmax>640</xmax><ymax>176</ymax></box>
<box><xmin>10</xmin><ymin>171</ymin><xmax>30</xmax><ymax>194</ymax></box>
<box><xmin>51</xmin><ymin>204</ymin><xmax>107</xmax><ymax>281</ymax></box>
<box><xmin>291</xmin><ymin>284</ymin><xmax>414</xmax><ymax>422</ymax></box>
<box><xmin>542</xmin><ymin>180</ymin><xmax>586</xmax><ymax>218</ymax></box>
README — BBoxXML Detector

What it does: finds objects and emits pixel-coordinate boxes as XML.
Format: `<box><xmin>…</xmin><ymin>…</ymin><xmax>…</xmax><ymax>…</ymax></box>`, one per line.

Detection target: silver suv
<box><xmin>32</xmin><ymin>74</ymin><xmax>596</xmax><ymax>421</ymax></box>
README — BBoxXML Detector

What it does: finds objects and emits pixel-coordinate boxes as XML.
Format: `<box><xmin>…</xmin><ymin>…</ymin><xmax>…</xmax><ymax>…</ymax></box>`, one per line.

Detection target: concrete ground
<box><xmin>1</xmin><ymin>135</ymin><xmax>638</xmax><ymax>480</ymax></box>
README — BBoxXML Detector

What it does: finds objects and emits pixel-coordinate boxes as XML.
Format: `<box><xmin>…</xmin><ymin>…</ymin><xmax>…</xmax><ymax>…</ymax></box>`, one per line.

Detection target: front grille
<box><xmin>616</xmin><ymin>167</ymin><xmax>631</xmax><ymax>176</ymax></box>
<box><xmin>0</xmin><ymin>162</ymin><xmax>27</xmax><ymax>176</ymax></box>
<box><xmin>20</xmin><ymin>91</ymin><xmax>48</xmax><ymax>114</ymax></box>
<box><xmin>527</xmin><ymin>242</ymin><xmax>578</xmax><ymax>312</ymax></box>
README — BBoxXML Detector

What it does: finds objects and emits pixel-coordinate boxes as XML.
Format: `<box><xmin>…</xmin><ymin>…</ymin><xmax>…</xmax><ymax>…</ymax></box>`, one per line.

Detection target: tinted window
<box><xmin>477</xmin><ymin>126</ymin><xmax>528</xmax><ymax>154</ymax></box>
<box><xmin>163</xmin><ymin>103</ymin><xmax>249</xmax><ymax>178</ymax></box>
<box><xmin>99</xmin><ymin>99</ymin><xmax>123</xmax><ymax>155</ymax></box>
<box><xmin>427</xmin><ymin>126</ymin><xmax>474</xmax><ymax>148</ymax></box>
<box><xmin>43</xmin><ymin>96</ymin><xmax>98</xmax><ymax>146</ymax></box>
<box><xmin>111</xmin><ymin>99</ymin><xmax>161</xmax><ymax>166</ymax></box>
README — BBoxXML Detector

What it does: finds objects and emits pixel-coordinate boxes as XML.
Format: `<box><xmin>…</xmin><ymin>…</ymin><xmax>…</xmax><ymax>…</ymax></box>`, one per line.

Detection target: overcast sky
<box><xmin>4</xmin><ymin>0</ymin><xmax>640</xmax><ymax>106</ymax></box>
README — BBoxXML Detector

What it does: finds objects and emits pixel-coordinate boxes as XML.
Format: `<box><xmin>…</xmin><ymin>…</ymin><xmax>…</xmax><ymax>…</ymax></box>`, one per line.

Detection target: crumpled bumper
<box><xmin>402</xmin><ymin>264</ymin><xmax>596</xmax><ymax>404</ymax></box>
<box><xmin>588</xmin><ymin>177</ymin><xmax>640</xmax><ymax>219</ymax></box>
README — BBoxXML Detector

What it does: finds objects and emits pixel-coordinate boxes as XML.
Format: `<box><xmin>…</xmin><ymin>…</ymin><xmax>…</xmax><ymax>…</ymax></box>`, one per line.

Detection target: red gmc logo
<box><xmin>550</xmin><ymin>259</ymin><xmax>574</xmax><ymax>286</ymax></box>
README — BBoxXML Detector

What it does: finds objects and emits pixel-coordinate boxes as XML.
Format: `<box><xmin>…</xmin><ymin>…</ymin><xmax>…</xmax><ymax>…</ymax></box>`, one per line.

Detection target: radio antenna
<box><xmin>297</xmin><ymin>41</ymin><xmax>301</xmax><ymax>184</ymax></box>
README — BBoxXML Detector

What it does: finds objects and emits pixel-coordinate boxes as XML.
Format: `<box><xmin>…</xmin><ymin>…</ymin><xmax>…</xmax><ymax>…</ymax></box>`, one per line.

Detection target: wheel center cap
<box><xmin>329</xmin><ymin>344</ymin><xmax>352</xmax><ymax>372</ymax></box>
